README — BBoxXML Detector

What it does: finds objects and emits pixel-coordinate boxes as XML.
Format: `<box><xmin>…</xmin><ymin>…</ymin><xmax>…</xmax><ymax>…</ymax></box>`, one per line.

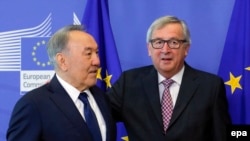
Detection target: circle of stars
<box><xmin>31</xmin><ymin>40</ymin><xmax>51</xmax><ymax>67</ymax></box>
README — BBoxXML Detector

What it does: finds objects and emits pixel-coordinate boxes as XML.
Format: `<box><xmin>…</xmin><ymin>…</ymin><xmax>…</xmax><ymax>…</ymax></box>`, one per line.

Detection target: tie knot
<box><xmin>79</xmin><ymin>92</ymin><xmax>88</xmax><ymax>103</ymax></box>
<box><xmin>162</xmin><ymin>79</ymin><xmax>174</xmax><ymax>88</ymax></box>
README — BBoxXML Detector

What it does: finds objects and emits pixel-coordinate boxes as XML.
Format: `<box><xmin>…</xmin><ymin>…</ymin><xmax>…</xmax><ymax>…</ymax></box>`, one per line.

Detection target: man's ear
<box><xmin>147</xmin><ymin>43</ymin><xmax>152</xmax><ymax>56</ymax></box>
<box><xmin>184</xmin><ymin>44</ymin><xmax>190</xmax><ymax>57</ymax></box>
<box><xmin>56</xmin><ymin>53</ymin><xmax>68</xmax><ymax>71</ymax></box>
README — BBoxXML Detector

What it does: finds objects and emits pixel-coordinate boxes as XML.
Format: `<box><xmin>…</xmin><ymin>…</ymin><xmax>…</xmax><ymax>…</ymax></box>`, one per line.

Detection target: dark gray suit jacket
<box><xmin>107</xmin><ymin>63</ymin><xmax>231</xmax><ymax>141</ymax></box>
<box><xmin>7</xmin><ymin>75</ymin><xmax>116</xmax><ymax>141</ymax></box>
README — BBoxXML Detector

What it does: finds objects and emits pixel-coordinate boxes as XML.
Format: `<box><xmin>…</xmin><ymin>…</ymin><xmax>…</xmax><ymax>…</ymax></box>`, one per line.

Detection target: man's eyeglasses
<box><xmin>149</xmin><ymin>39</ymin><xmax>187</xmax><ymax>49</ymax></box>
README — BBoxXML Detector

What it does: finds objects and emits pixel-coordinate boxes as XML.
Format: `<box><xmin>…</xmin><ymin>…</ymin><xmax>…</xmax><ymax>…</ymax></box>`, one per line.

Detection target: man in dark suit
<box><xmin>7</xmin><ymin>25</ymin><xmax>116</xmax><ymax>141</ymax></box>
<box><xmin>107</xmin><ymin>16</ymin><xmax>231</xmax><ymax>141</ymax></box>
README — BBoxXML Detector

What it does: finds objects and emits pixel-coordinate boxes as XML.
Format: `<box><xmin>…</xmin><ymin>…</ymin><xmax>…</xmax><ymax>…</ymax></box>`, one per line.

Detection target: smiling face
<box><xmin>56</xmin><ymin>30</ymin><xmax>100</xmax><ymax>91</ymax></box>
<box><xmin>148</xmin><ymin>23</ymin><xmax>190</xmax><ymax>78</ymax></box>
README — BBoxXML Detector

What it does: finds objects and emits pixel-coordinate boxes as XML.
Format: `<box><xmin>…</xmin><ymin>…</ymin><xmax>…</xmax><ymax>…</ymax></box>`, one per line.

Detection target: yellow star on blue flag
<box><xmin>225</xmin><ymin>72</ymin><xmax>242</xmax><ymax>94</ymax></box>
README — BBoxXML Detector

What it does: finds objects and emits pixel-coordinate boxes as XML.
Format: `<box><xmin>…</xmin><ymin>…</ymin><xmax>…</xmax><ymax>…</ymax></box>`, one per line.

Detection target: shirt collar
<box><xmin>157</xmin><ymin>65</ymin><xmax>185</xmax><ymax>85</ymax></box>
<box><xmin>56</xmin><ymin>74</ymin><xmax>90</xmax><ymax>103</ymax></box>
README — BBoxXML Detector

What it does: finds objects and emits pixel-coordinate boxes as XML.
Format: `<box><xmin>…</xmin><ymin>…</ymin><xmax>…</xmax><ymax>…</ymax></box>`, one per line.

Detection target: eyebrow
<box><xmin>84</xmin><ymin>47</ymin><xmax>98</xmax><ymax>52</ymax></box>
<box><xmin>152</xmin><ymin>37</ymin><xmax>183</xmax><ymax>40</ymax></box>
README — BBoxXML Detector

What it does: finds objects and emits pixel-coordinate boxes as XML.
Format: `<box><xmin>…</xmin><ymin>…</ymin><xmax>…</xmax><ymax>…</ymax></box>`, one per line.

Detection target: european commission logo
<box><xmin>20</xmin><ymin>37</ymin><xmax>55</xmax><ymax>95</ymax></box>
<box><xmin>0</xmin><ymin>12</ymin><xmax>83</xmax><ymax>95</ymax></box>
<box><xmin>21</xmin><ymin>37</ymin><xmax>52</xmax><ymax>70</ymax></box>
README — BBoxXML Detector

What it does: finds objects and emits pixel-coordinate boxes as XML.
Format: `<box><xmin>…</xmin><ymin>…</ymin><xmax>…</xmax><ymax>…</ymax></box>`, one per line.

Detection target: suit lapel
<box><xmin>168</xmin><ymin>64</ymin><xmax>199</xmax><ymax>128</ymax></box>
<box><xmin>48</xmin><ymin>75</ymin><xmax>87</xmax><ymax>133</ymax></box>
<box><xmin>143</xmin><ymin>67</ymin><xmax>163</xmax><ymax>126</ymax></box>
<box><xmin>90</xmin><ymin>86</ymin><xmax>112</xmax><ymax>141</ymax></box>
<box><xmin>89</xmin><ymin>87</ymin><xmax>107</xmax><ymax>119</ymax></box>
<box><xmin>90</xmin><ymin>87</ymin><xmax>109</xmax><ymax>123</ymax></box>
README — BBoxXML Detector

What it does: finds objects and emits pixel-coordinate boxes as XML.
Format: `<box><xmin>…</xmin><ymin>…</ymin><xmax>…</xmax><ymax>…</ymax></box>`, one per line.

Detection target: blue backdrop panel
<box><xmin>0</xmin><ymin>0</ymin><xmax>235</xmax><ymax>141</ymax></box>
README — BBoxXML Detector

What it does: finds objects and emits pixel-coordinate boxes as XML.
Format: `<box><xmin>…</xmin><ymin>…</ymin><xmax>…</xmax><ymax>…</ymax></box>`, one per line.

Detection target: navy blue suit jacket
<box><xmin>7</xmin><ymin>75</ymin><xmax>116</xmax><ymax>141</ymax></box>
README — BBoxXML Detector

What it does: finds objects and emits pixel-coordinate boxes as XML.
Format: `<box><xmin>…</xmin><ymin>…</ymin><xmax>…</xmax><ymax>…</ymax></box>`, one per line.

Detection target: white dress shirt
<box><xmin>56</xmin><ymin>74</ymin><xmax>106</xmax><ymax>141</ymax></box>
<box><xmin>158</xmin><ymin>66</ymin><xmax>184</xmax><ymax>107</ymax></box>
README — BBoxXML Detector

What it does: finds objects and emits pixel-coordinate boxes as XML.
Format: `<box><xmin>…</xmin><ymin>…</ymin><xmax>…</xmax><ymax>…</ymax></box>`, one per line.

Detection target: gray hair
<box><xmin>46</xmin><ymin>25</ymin><xmax>85</xmax><ymax>69</ymax></box>
<box><xmin>146</xmin><ymin>15</ymin><xmax>191</xmax><ymax>44</ymax></box>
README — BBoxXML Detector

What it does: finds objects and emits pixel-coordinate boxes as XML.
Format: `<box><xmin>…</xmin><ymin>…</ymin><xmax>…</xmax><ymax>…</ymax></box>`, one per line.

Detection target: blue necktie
<box><xmin>79</xmin><ymin>92</ymin><xmax>102</xmax><ymax>141</ymax></box>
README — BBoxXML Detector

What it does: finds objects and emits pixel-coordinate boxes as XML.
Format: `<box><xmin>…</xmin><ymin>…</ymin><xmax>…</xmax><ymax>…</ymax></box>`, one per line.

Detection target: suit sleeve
<box><xmin>212</xmin><ymin>78</ymin><xmax>231</xmax><ymax>141</ymax></box>
<box><xmin>7</xmin><ymin>96</ymin><xmax>42</xmax><ymax>141</ymax></box>
<box><xmin>106</xmin><ymin>72</ymin><xmax>126</xmax><ymax>122</ymax></box>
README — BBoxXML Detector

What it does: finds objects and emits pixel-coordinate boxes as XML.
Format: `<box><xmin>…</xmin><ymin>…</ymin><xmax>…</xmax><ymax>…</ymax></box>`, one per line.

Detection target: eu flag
<box><xmin>82</xmin><ymin>0</ymin><xmax>128</xmax><ymax>140</ymax></box>
<box><xmin>218</xmin><ymin>0</ymin><xmax>250</xmax><ymax>124</ymax></box>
